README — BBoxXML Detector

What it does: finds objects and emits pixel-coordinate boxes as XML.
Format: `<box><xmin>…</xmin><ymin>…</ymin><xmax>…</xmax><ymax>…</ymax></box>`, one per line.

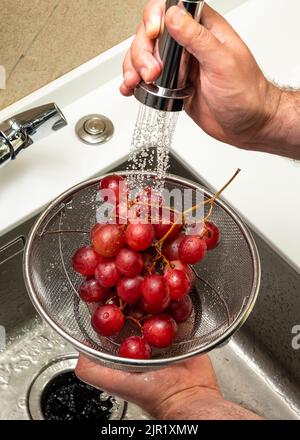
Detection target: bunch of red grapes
<box><xmin>72</xmin><ymin>175</ymin><xmax>220</xmax><ymax>360</ymax></box>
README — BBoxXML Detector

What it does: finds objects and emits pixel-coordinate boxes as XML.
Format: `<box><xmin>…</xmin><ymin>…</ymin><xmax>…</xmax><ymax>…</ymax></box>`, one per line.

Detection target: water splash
<box><xmin>127</xmin><ymin>104</ymin><xmax>179</xmax><ymax>194</ymax></box>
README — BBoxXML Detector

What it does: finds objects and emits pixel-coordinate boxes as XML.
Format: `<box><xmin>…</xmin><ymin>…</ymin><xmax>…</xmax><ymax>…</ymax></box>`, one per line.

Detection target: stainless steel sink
<box><xmin>1</xmin><ymin>154</ymin><xmax>300</xmax><ymax>420</ymax></box>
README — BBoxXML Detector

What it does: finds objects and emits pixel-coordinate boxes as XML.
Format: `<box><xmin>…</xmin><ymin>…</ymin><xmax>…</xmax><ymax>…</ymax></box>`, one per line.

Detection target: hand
<box><xmin>76</xmin><ymin>354</ymin><xmax>219</xmax><ymax>418</ymax></box>
<box><xmin>120</xmin><ymin>1</ymin><xmax>282</xmax><ymax>153</ymax></box>
<box><xmin>75</xmin><ymin>354</ymin><xmax>261</xmax><ymax>419</ymax></box>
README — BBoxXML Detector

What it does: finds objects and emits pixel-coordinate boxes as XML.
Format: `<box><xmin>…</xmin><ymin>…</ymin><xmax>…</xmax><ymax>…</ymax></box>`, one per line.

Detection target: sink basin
<box><xmin>1</xmin><ymin>154</ymin><xmax>300</xmax><ymax>420</ymax></box>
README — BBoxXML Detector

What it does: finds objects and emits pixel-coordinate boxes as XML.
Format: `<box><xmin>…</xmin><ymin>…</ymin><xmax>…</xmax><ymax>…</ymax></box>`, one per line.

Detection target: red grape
<box><xmin>168</xmin><ymin>296</ymin><xmax>193</xmax><ymax>323</ymax></box>
<box><xmin>203</xmin><ymin>221</ymin><xmax>220</xmax><ymax>250</ymax></box>
<box><xmin>125</xmin><ymin>224</ymin><xmax>155</xmax><ymax>251</ymax></box>
<box><xmin>95</xmin><ymin>259</ymin><xmax>120</xmax><ymax>288</ymax></box>
<box><xmin>170</xmin><ymin>260</ymin><xmax>195</xmax><ymax>285</ymax></box>
<box><xmin>162</xmin><ymin>233</ymin><xmax>185</xmax><ymax>261</ymax></box>
<box><xmin>90</xmin><ymin>223</ymin><xmax>106</xmax><ymax>242</ymax></box>
<box><xmin>99</xmin><ymin>174</ymin><xmax>124</xmax><ymax>204</ymax></box>
<box><xmin>92</xmin><ymin>224</ymin><xmax>125</xmax><ymax>257</ymax></box>
<box><xmin>179</xmin><ymin>235</ymin><xmax>207</xmax><ymax>264</ymax></box>
<box><xmin>115</xmin><ymin>248</ymin><xmax>143</xmax><ymax>277</ymax></box>
<box><xmin>72</xmin><ymin>246</ymin><xmax>101</xmax><ymax>276</ymax></box>
<box><xmin>118</xmin><ymin>336</ymin><xmax>151</xmax><ymax>359</ymax></box>
<box><xmin>153</xmin><ymin>210</ymin><xmax>182</xmax><ymax>242</ymax></box>
<box><xmin>143</xmin><ymin>314</ymin><xmax>177</xmax><ymax>348</ymax></box>
<box><xmin>164</xmin><ymin>268</ymin><xmax>191</xmax><ymax>300</ymax></box>
<box><xmin>79</xmin><ymin>278</ymin><xmax>109</xmax><ymax>303</ymax></box>
<box><xmin>141</xmin><ymin>275</ymin><xmax>170</xmax><ymax>313</ymax></box>
<box><xmin>117</xmin><ymin>276</ymin><xmax>143</xmax><ymax>304</ymax></box>
<box><xmin>92</xmin><ymin>304</ymin><xmax>125</xmax><ymax>336</ymax></box>
<box><xmin>139</xmin><ymin>299</ymin><xmax>158</xmax><ymax>314</ymax></box>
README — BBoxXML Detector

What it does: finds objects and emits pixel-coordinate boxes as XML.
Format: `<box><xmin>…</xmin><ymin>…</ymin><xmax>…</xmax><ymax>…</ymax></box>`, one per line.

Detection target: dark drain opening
<box><xmin>41</xmin><ymin>371</ymin><xmax>115</xmax><ymax>420</ymax></box>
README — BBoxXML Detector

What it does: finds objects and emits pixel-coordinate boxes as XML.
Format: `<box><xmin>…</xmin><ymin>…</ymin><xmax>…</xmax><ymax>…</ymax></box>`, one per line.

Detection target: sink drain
<box><xmin>27</xmin><ymin>356</ymin><xmax>126</xmax><ymax>420</ymax></box>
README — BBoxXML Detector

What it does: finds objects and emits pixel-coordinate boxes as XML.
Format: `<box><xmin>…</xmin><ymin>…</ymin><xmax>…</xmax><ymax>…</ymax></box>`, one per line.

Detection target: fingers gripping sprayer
<box><xmin>134</xmin><ymin>0</ymin><xmax>205</xmax><ymax>112</ymax></box>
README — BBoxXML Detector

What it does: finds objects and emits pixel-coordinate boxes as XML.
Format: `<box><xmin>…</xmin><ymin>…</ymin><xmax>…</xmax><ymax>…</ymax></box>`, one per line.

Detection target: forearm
<box><xmin>248</xmin><ymin>85</ymin><xmax>300</xmax><ymax>159</ymax></box>
<box><xmin>150</xmin><ymin>388</ymin><xmax>262</xmax><ymax>420</ymax></box>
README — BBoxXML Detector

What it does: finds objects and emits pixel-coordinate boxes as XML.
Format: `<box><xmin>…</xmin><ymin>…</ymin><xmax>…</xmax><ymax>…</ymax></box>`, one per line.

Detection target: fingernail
<box><xmin>170</xmin><ymin>6</ymin><xmax>186</xmax><ymax>27</ymax></box>
<box><xmin>146</xmin><ymin>15</ymin><xmax>160</xmax><ymax>36</ymax></box>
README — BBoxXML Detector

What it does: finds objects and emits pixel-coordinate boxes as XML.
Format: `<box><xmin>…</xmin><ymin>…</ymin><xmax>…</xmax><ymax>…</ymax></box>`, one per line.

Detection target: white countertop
<box><xmin>1</xmin><ymin>0</ymin><xmax>300</xmax><ymax>272</ymax></box>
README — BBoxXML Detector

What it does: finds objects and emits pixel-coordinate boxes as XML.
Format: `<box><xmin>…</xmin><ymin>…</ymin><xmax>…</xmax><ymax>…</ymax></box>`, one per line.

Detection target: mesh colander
<box><xmin>23</xmin><ymin>172</ymin><xmax>260</xmax><ymax>372</ymax></box>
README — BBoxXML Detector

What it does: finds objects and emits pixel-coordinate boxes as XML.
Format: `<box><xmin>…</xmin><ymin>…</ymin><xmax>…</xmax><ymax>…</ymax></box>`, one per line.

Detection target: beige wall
<box><xmin>0</xmin><ymin>0</ymin><xmax>145</xmax><ymax>110</ymax></box>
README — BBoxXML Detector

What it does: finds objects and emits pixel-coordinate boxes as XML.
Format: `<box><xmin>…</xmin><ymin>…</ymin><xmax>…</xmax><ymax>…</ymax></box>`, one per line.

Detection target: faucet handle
<box><xmin>0</xmin><ymin>103</ymin><xmax>67</xmax><ymax>167</ymax></box>
<box><xmin>0</xmin><ymin>137</ymin><xmax>11</xmax><ymax>167</ymax></box>
<box><xmin>8</xmin><ymin>103</ymin><xmax>67</xmax><ymax>142</ymax></box>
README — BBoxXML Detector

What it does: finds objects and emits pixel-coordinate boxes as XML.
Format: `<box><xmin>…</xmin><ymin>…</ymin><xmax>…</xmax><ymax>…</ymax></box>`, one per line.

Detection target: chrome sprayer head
<box><xmin>134</xmin><ymin>0</ymin><xmax>205</xmax><ymax>112</ymax></box>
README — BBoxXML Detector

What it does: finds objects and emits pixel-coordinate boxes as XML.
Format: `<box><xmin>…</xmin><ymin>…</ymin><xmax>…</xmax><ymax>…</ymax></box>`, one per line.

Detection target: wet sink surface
<box><xmin>1</xmin><ymin>154</ymin><xmax>300</xmax><ymax>420</ymax></box>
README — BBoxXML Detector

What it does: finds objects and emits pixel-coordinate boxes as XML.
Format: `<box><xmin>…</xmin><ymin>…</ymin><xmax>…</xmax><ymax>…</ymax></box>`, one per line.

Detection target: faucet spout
<box><xmin>0</xmin><ymin>103</ymin><xmax>67</xmax><ymax>167</ymax></box>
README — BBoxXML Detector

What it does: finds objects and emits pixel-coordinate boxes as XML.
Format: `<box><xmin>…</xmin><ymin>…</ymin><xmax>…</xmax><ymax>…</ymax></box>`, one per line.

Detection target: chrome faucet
<box><xmin>0</xmin><ymin>103</ymin><xmax>67</xmax><ymax>167</ymax></box>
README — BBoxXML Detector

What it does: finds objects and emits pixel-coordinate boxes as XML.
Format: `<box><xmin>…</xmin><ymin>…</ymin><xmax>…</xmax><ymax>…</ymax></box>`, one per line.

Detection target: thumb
<box><xmin>165</xmin><ymin>5</ymin><xmax>221</xmax><ymax>66</ymax></box>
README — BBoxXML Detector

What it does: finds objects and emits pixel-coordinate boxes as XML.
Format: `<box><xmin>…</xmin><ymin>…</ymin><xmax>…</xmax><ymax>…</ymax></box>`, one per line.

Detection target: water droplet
<box><xmin>100</xmin><ymin>391</ymin><xmax>110</xmax><ymax>401</ymax></box>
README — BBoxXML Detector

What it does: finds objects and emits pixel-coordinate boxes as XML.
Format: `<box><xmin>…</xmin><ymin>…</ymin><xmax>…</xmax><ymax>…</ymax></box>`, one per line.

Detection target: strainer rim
<box><xmin>23</xmin><ymin>171</ymin><xmax>261</xmax><ymax>367</ymax></box>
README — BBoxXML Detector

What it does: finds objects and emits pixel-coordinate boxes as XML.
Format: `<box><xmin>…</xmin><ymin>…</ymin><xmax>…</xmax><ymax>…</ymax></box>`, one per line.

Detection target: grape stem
<box><xmin>145</xmin><ymin>169</ymin><xmax>241</xmax><ymax>273</ymax></box>
<box><xmin>157</xmin><ymin>168</ymin><xmax>241</xmax><ymax>246</ymax></box>
<box><xmin>126</xmin><ymin>316</ymin><xmax>142</xmax><ymax>330</ymax></box>
<box><xmin>184</xmin><ymin>168</ymin><xmax>241</xmax><ymax>216</ymax></box>
<box><xmin>105</xmin><ymin>295</ymin><xmax>118</xmax><ymax>305</ymax></box>
<box><xmin>119</xmin><ymin>298</ymin><xmax>128</xmax><ymax>311</ymax></box>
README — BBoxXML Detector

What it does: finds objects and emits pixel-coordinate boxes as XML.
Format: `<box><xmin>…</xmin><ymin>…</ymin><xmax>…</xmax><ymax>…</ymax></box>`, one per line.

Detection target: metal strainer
<box><xmin>23</xmin><ymin>172</ymin><xmax>260</xmax><ymax>372</ymax></box>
